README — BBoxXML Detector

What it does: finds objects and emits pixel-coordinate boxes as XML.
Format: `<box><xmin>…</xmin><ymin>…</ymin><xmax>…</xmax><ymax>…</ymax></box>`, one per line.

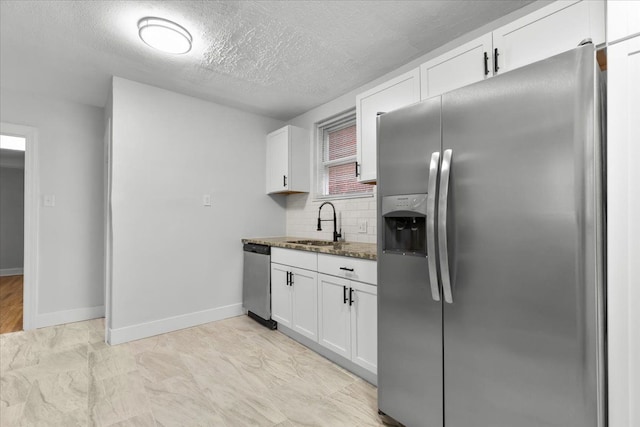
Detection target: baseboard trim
<box><xmin>0</xmin><ymin>268</ymin><xmax>24</xmax><ymax>277</ymax></box>
<box><xmin>108</xmin><ymin>303</ymin><xmax>243</xmax><ymax>345</ymax></box>
<box><xmin>278</xmin><ymin>324</ymin><xmax>378</xmax><ymax>386</ymax></box>
<box><xmin>35</xmin><ymin>305</ymin><xmax>105</xmax><ymax>329</ymax></box>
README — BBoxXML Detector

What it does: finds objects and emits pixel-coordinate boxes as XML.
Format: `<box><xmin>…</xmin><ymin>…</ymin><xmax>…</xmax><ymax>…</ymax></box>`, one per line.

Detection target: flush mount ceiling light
<box><xmin>138</xmin><ymin>17</ymin><xmax>192</xmax><ymax>54</ymax></box>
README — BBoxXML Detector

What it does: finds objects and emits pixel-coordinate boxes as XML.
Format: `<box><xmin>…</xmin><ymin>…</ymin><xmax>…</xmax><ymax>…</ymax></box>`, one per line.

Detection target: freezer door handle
<box><xmin>427</xmin><ymin>151</ymin><xmax>441</xmax><ymax>301</ymax></box>
<box><xmin>438</xmin><ymin>149</ymin><xmax>454</xmax><ymax>303</ymax></box>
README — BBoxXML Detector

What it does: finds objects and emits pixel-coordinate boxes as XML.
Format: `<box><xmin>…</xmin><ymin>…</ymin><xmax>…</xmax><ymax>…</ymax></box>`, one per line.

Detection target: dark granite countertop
<box><xmin>241</xmin><ymin>236</ymin><xmax>377</xmax><ymax>261</ymax></box>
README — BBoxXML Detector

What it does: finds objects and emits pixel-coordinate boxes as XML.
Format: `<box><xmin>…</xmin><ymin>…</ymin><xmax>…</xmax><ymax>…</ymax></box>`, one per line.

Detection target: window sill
<box><xmin>313</xmin><ymin>192</ymin><xmax>375</xmax><ymax>202</ymax></box>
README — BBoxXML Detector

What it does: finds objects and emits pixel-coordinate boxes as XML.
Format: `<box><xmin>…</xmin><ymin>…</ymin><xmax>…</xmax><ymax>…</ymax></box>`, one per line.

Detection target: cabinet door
<box><xmin>493</xmin><ymin>0</ymin><xmax>604</xmax><ymax>75</ymax></box>
<box><xmin>318</xmin><ymin>274</ymin><xmax>352</xmax><ymax>359</ymax></box>
<box><xmin>350</xmin><ymin>282</ymin><xmax>377</xmax><ymax>373</ymax></box>
<box><xmin>608</xmin><ymin>0</ymin><xmax>640</xmax><ymax>44</ymax></box>
<box><xmin>420</xmin><ymin>33</ymin><xmax>493</xmax><ymax>100</ymax></box>
<box><xmin>270</xmin><ymin>263</ymin><xmax>292</xmax><ymax>328</ymax></box>
<box><xmin>607</xmin><ymin>35</ymin><xmax>640</xmax><ymax>427</ymax></box>
<box><xmin>266</xmin><ymin>127</ymin><xmax>289</xmax><ymax>194</ymax></box>
<box><xmin>290</xmin><ymin>267</ymin><xmax>318</xmax><ymax>341</ymax></box>
<box><xmin>356</xmin><ymin>68</ymin><xmax>420</xmax><ymax>183</ymax></box>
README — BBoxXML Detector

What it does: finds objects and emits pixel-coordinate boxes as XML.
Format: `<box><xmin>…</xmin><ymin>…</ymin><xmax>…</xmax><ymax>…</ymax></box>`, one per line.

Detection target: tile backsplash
<box><xmin>286</xmin><ymin>189</ymin><xmax>377</xmax><ymax>244</ymax></box>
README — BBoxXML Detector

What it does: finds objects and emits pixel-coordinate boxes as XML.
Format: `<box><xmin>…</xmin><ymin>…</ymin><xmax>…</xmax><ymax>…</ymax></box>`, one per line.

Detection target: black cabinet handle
<box><xmin>355</xmin><ymin>161</ymin><xmax>360</xmax><ymax>178</ymax></box>
<box><xmin>286</xmin><ymin>271</ymin><xmax>290</xmax><ymax>286</ymax></box>
<box><xmin>289</xmin><ymin>272</ymin><xmax>294</xmax><ymax>286</ymax></box>
<box><xmin>484</xmin><ymin>51</ymin><xmax>489</xmax><ymax>76</ymax></box>
<box><xmin>349</xmin><ymin>288</ymin><xmax>354</xmax><ymax>306</ymax></box>
<box><xmin>494</xmin><ymin>48</ymin><xmax>500</xmax><ymax>73</ymax></box>
<box><xmin>339</xmin><ymin>267</ymin><xmax>354</xmax><ymax>272</ymax></box>
<box><xmin>343</xmin><ymin>286</ymin><xmax>348</xmax><ymax>304</ymax></box>
<box><xmin>283</xmin><ymin>175</ymin><xmax>287</xmax><ymax>187</ymax></box>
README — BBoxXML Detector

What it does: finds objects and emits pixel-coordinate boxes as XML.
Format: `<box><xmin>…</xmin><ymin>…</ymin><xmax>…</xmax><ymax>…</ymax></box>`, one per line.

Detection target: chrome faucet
<box><xmin>317</xmin><ymin>202</ymin><xmax>342</xmax><ymax>242</ymax></box>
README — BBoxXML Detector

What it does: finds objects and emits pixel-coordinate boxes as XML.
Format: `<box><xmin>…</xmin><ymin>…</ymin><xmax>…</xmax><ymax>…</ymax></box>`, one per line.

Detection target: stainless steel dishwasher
<box><xmin>242</xmin><ymin>243</ymin><xmax>277</xmax><ymax>329</ymax></box>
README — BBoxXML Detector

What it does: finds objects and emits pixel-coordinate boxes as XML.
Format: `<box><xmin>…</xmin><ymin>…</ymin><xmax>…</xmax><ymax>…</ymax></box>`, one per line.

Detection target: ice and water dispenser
<box><xmin>381</xmin><ymin>194</ymin><xmax>428</xmax><ymax>256</ymax></box>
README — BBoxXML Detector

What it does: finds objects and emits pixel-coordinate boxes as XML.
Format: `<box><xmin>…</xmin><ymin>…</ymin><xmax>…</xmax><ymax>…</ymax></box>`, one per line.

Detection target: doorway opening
<box><xmin>0</xmin><ymin>123</ymin><xmax>38</xmax><ymax>334</ymax></box>
<box><xmin>0</xmin><ymin>134</ymin><xmax>26</xmax><ymax>333</ymax></box>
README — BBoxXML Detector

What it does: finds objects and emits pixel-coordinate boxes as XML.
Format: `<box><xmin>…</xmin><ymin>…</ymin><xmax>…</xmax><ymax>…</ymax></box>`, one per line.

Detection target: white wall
<box><xmin>284</xmin><ymin>1</ymin><xmax>549</xmax><ymax>242</ymax></box>
<box><xmin>108</xmin><ymin>77</ymin><xmax>285</xmax><ymax>343</ymax></box>
<box><xmin>0</xmin><ymin>158</ymin><xmax>24</xmax><ymax>272</ymax></box>
<box><xmin>0</xmin><ymin>88</ymin><xmax>105</xmax><ymax>326</ymax></box>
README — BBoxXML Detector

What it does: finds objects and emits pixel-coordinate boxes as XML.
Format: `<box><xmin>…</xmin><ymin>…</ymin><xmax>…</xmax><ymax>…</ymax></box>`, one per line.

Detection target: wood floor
<box><xmin>0</xmin><ymin>274</ymin><xmax>23</xmax><ymax>334</ymax></box>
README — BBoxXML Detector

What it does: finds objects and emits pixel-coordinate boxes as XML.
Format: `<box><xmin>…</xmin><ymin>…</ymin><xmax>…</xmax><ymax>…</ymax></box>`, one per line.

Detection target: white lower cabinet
<box><xmin>271</xmin><ymin>263</ymin><xmax>293</xmax><ymax>327</ymax></box>
<box><xmin>318</xmin><ymin>273</ymin><xmax>378</xmax><ymax>374</ymax></box>
<box><xmin>350</xmin><ymin>282</ymin><xmax>377</xmax><ymax>373</ymax></box>
<box><xmin>290</xmin><ymin>267</ymin><xmax>318</xmax><ymax>341</ymax></box>
<box><xmin>271</xmin><ymin>263</ymin><xmax>318</xmax><ymax>341</ymax></box>
<box><xmin>271</xmin><ymin>248</ymin><xmax>377</xmax><ymax>378</ymax></box>
<box><xmin>318</xmin><ymin>275</ymin><xmax>352</xmax><ymax>359</ymax></box>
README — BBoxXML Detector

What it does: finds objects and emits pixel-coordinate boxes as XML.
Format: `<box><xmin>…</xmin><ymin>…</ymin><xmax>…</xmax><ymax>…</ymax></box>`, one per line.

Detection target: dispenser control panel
<box><xmin>381</xmin><ymin>194</ymin><xmax>428</xmax><ymax>217</ymax></box>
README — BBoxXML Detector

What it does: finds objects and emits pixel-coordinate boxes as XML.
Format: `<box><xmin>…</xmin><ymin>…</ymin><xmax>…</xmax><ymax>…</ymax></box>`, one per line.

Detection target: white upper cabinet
<box><xmin>493</xmin><ymin>0</ymin><xmax>605</xmax><ymax>74</ymax></box>
<box><xmin>356</xmin><ymin>68</ymin><xmax>420</xmax><ymax>184</ymax></box>
<box><xmin>266</xmin><ymin>125</ymin><xmax>310</xmax><ymax>194</ymax></box>
<box><xmin>420</xmin><ymin>33</ymin><xmax>494</xmax><ymax>100</ymax></box>
<box><xmin>608</xmin><ymin>0</ymin><xmax>640</xmax><ymax>44</ymax></box>
<box><xmin>354</xmin><ymin>0</ymin><xmax>604</xmax><ymax>187</ymax></box>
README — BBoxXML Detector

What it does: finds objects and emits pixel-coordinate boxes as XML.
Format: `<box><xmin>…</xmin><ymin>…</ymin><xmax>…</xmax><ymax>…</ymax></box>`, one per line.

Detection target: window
<box><xmin>316</xmin><ymin>112</ymin><xmax>373</xmax><ymax>198</ymax></box>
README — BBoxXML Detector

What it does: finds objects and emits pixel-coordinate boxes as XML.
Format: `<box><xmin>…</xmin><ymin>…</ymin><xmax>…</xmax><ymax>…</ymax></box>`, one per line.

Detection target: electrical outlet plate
<box><xmin>203</xmin><ymin>194</ymin><xmax>212</xmax><ymax>206</ymax></box>
<box><xmin>43</xmin><ymin>195</ymin><xmax>55</xmax><ymax>207</ymax></box>
<box><xmin>358</xmin><ymin>219</ymin><xmax>368</xmax><ymax>233</ymax></box>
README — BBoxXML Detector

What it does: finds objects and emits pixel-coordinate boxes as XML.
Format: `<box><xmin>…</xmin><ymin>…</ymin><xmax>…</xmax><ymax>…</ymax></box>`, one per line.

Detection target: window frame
<box><xmin>314</xmin><ymin>109</ymin><xmax>374</xmax><ymax>200</ymax></box>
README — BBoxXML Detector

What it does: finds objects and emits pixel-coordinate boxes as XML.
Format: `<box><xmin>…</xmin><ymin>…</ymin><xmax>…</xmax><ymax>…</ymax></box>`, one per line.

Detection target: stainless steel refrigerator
<box><xmin>376</xmin><ymin>44</ymin><xmax>606</xmax><ymax>427</ymax></box>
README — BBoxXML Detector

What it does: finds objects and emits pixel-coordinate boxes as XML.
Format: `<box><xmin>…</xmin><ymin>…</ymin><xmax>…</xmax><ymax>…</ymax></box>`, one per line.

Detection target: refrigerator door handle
<box><xmin>427</xmin><ymin>151</ymin><xmax>441</xmax><ymax>301</ymax></box>
<box><xmin>438</xmin><ymin>149</ymin><xmax>454</xmax><ymax>303</ymax></box>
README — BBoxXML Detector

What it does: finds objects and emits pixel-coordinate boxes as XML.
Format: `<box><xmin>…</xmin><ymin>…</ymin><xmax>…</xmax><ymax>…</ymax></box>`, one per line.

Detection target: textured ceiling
<box><xmin>0</xmin><ymin>0</ymin><xmax>533</xmax><ymax>120</ymax></box>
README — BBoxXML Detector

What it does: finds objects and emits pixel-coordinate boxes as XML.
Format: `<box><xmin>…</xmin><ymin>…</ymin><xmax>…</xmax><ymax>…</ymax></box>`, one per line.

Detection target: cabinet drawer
<box><xmin>272</xmin><ymin>248</ymin><xmax>317</xmax><ymax>271</ymax></box>
<box><xmin>318</xmin><ymin>254</ymin><xmax>377</xmax><ymax>285</ymax></box>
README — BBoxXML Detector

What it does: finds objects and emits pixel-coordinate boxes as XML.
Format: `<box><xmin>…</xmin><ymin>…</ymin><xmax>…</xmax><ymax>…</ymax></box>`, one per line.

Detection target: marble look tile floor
<box><xmin>0</xmin><ymin>316</ymin><xmax>385</xmax><ymax>426</ymax></box>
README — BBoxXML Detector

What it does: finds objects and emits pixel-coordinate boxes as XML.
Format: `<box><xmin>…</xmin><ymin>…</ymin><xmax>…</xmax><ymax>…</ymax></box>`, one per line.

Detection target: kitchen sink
<box><xmin>286</xmin><ymin>239</ymin><xmax>338</xmax><ymax>246</ymax></box>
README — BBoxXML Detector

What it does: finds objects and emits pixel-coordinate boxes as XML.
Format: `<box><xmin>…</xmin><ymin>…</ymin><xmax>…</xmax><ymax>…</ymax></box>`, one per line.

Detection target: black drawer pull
<box><xmin>339</xmin><ymin>267</ymin><xmax>354</xmax><ymax>272</ymax></box>
<box><xmin>349</xmin><ymin>288</ymin><xmax>354</xmax><ymax>306</ymax></box>
<box><xmin>343</xmin><ymin>286</ymin><xmax>348</xmax><ymax>304</ymax></box>
<box><xmin>283</xmin><ymin>175</ymin><xmax>287</xmax><ymax>187</ymax></box>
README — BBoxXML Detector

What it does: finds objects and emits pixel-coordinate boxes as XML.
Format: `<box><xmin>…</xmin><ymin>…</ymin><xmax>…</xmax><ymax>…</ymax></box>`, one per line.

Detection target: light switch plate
<box><xmin>203</xmin><ymin>194</ymin><xmax>212</xmax><ymax>206</ymax></box>
<box><xmin>358</xmin><ymin>219</ymin><xmax>368</xmax><ymax>233</ymax></box>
